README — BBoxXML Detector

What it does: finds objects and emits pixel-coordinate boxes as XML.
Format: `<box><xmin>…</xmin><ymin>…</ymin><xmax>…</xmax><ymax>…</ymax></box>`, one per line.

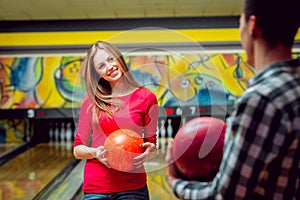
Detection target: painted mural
<box><xmin>0</xmin><ymin>52</ymin><xmax>255</xmax><ymax>142</ymax></box>
<box><xmin>0</xmin><ymin>53</ymin><xmax>254</xmax><ymax>109</ymax></box>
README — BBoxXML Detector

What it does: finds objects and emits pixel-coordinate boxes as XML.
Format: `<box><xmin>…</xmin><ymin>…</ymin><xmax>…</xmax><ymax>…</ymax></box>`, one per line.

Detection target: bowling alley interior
<box><xmin>0</xmin><ymin>0</ymin><xmax>300</xmax><ymax>199</ymax></box>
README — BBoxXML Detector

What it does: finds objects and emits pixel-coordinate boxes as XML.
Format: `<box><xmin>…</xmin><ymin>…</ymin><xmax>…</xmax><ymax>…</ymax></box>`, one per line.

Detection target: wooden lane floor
<box><xmin>0</xmin><ymin>142</ymin><xmax>75</xmax><ymax>200</ymax></box>
<box><xmin>0</xmin><ymin>141</ymin><xmax>178</xmax><ymax>200</ymax></box>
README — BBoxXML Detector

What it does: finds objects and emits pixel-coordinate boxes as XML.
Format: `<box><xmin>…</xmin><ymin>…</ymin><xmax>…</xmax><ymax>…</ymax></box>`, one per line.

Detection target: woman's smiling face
<box><xmin>93</xmin><ymin>49</ymin><xmax>123</xmax><ymax>85</ymax></box>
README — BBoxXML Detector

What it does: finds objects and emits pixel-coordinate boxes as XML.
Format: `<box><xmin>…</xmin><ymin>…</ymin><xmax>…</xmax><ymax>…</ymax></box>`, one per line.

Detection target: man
<box><xmin>165</xmin><ymin>0</ymin><xmax>300</xmax><ymax>199</ymax></box>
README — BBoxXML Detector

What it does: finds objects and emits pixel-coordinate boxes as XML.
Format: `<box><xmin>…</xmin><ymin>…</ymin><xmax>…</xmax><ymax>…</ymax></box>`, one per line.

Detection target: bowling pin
<box><xmin>167</xmin><ymin>119</ymin><xmax>173</xmax><ymax>141</ymax></box>
<box><xmin>49</xmin><ymin>122</ymin><xmax>54</xmax><ymax>144</ymax></box>
<box><xmin>54</xmin><ymin>123</ymin><xmax>59</xmax><ymax>142</ymax></box>
<box><xmin>160</xmin><ymin>119</ymin><xmax>166</xmax><ymax>153</ymax></box>
<box><xmin>65</xmin><ymin>122</ymin><xmax>72</xmax><ymax>143</ymax></box>
<box><xmin>60</xmin><ymin>122</ymin><xmax>65</xmax><ymax>142</ymax></box>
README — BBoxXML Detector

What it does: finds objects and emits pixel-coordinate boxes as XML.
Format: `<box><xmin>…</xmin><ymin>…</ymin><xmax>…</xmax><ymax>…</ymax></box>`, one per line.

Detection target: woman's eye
<box><xmin>108</xmin><ymin>57</ymin><xmax>114</xmax><ymax>62</ymax></box>
<box><xmin>99</xmin><ymin>64</ymin><xmax>105</xmax><ymax>69</ymax></box>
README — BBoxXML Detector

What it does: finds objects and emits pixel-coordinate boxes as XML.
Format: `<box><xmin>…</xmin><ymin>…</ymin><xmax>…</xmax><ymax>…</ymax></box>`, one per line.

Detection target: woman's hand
<box><xmin>95</xmin><ymin>146</ymin><xmax>110</xmax><ymax>168</ymax></box>
<box><xmin>133</xmin><ymin>142</ymin><xmax>157</xmax><ymax>168</ymax></box>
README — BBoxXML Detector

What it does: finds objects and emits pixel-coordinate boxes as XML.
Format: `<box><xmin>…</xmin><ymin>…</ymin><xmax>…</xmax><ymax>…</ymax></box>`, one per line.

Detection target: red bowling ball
<box><xmin>172</xmin><ymin>116</ymin><xmax>226</xmax><ymax>181</ymax></box>
<box><xmin>104</xmin><ymin>129</ymin><xmax>144</xmax><ymax>172</ymax></box>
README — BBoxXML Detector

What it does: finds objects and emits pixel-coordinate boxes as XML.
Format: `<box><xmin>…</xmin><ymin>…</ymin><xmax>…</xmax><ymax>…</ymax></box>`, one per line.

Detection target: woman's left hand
<box><xmin>133</xmin><ymin>142</ymin><xmax>157</xmax><ymax>168</ymax></box>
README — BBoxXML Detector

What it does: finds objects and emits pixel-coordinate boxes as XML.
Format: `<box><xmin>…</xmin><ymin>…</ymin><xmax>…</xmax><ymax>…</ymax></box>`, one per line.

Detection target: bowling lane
<box><xmin>0</xmin><ymin>142</ymin><xmax>75</xmax><ymax>200</ymax></box>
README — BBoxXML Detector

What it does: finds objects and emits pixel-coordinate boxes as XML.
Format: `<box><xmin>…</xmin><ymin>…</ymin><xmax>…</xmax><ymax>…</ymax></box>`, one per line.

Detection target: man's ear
<box><xmin>248</xmin><ymin>15</ymin><xmax>259</xmax><ymax>38</ymax></box>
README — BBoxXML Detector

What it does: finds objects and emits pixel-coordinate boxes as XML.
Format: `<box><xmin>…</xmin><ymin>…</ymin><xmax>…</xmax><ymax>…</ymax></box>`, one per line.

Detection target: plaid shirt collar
<box><xmin>248</xmin><ymin>58</ymin><xmax>300</xmax><ymax>87</ymax></box>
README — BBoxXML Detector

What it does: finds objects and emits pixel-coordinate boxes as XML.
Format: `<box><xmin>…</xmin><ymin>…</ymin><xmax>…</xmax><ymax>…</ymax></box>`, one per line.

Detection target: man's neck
<box><xmin>254</xmin><ymin>41</ymin><xmax>292</xmax><ymax>72</ymax></box>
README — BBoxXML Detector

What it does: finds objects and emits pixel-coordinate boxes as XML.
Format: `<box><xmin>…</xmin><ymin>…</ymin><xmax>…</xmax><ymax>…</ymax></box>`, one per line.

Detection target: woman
<box><xmin>73</xmin><ymin>41</ymin><xmax>159</xmax><ymax>199</ymax></box>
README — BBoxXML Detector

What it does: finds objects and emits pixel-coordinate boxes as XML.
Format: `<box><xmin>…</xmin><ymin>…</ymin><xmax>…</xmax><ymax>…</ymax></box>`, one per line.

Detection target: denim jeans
<box><xmin>84</xmin><ymin>185</ymin><xmax>149</xmax><ymax>200</ymax></box>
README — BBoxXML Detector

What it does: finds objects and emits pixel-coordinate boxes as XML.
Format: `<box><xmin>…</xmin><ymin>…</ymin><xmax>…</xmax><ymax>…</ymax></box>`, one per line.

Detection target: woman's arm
<box><xmin>73</xmin><ymin>97</ymin><xmax>110</xmax><ymax>167</ymax></box>
<box><xmin>73</xmin><ymin>144</ymin><xmax>97</xmax><ymax>159</ymax></box>
<box><xmin>133</xmin><ymin>90</ymin><xmax>159</xmax><ymax>168</ymax></box>
<box><xmin>74</xmin><ymin>145</ymin><xmax>110</xmax><ymax>167</ymax></box>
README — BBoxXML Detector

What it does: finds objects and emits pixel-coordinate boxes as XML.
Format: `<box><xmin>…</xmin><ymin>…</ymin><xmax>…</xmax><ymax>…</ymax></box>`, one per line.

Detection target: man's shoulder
<box><xmin>241</xmin><ymin>71</ymin><xmax>299</xmax><ymax>110</ymax></box>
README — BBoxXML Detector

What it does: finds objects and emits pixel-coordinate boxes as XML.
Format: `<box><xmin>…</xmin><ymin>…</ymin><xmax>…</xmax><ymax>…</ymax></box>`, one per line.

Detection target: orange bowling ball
<box><xmin>104</xmin><ymin>129</ymin><xmax>144</xmax><ymax>172</ymax></box>
<box><xmin>172</xmin><ymin>116</ymin><xmax>226</xmax><ymax>181</ymax></box>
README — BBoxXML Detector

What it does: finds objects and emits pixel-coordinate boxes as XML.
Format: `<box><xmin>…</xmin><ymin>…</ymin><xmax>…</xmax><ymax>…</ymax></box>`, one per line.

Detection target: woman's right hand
<box><xmin>95</xmin><ymin>146</ymin><xmax>111</xmax><ymax>168</ymax></box>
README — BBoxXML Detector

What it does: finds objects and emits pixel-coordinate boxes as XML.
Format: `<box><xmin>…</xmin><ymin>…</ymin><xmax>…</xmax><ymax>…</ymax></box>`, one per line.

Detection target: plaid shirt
<box><xmin>173</xmin><ymin>59</ymin><xmax>300</xmax><ymax>200</ymax></box>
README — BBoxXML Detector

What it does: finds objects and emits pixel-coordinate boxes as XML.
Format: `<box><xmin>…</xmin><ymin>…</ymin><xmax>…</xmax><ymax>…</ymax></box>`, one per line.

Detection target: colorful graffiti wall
<box><xmin>0</xmin><ymin>52</ymin><xmax>255</xmax><ymax>109</ymax></box>
<box><xmin>0</xmin><ymin>52</ymin><xmax>256</xmax><ymax>142</ymax></box>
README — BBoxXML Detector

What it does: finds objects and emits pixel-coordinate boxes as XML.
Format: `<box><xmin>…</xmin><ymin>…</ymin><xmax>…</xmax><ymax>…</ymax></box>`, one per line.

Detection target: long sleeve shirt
<box><xmin>74</xmin><ymin>87</ymin><xmax>159</xmax><ymax>194</ymax></box>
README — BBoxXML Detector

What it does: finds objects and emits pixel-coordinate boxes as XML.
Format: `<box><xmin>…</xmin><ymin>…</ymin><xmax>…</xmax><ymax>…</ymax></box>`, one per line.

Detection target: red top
<box><xmin>74</xmin><ymin>87</ymin><xmax>159</xmax><ymax>193</ymax></box>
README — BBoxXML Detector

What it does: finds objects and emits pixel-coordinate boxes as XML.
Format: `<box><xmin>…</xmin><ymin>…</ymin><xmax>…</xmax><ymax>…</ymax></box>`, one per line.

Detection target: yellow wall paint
<box><xmin>0</xmin><ymin>29</ymin><xmax>240</xmax><ymax>47</ymax></box>
<box><xmin>1</xmin><ymin>28</ymin><xmax>299</xmax><ymax>47</ymax></box>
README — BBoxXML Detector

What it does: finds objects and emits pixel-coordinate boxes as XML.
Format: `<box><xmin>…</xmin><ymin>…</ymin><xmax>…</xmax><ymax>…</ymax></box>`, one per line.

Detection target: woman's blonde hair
<box><xmin>81</xmin><ymin>41</ymin><xmax>141</xmax><ymax>123</ymax></box>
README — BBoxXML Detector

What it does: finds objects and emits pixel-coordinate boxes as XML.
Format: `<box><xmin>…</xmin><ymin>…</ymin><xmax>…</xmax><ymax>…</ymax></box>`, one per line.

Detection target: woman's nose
<box><xmin>107</xmin><ymin>62</ymin><xmax>114</xmax><ymax>70</ymax></box>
